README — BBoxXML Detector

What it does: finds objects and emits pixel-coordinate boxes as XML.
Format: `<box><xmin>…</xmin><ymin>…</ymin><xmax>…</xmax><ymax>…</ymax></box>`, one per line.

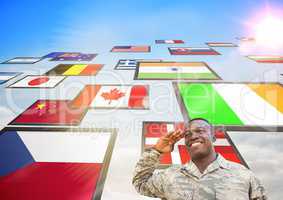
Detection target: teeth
<box><xmin>191</xmin><ymin>142</ymin><xmax>201</xmax><ymax>147</ymax></box>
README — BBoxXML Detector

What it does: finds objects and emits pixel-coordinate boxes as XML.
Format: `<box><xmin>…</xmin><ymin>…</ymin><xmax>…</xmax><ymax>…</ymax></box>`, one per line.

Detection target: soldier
<box><xmin>133</xmin><ymin>118</ymin><xmax>267</xmax><ymax>200</ymax></box>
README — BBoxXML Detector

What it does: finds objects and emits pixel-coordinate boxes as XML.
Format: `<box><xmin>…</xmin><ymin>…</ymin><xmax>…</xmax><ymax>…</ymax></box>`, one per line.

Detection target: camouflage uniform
<box><xmin>133</xmin><ymin>148</ymin><xmax>267</xmax><ymax>200</ymax></box>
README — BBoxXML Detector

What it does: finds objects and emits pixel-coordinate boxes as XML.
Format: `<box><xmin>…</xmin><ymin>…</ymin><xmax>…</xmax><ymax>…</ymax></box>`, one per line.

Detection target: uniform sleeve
<box><xmin>249</xmin><ymin>171</ymin><xmax>267</xmax><ymax>200</ymax></box>
<box><xmin>132</xmin><ymin>148</ymin><xmax>167</xmax><ymax>198</ymax></box>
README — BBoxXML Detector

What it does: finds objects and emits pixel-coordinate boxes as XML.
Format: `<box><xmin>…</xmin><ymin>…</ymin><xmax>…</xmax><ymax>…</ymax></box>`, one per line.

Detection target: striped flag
<box><xmin>0</xmin><ymin>128</ymin><xmax>115</xmax><ymax>200</ymax></box>
<box><xmin>71</xmin><ymin>85</ymin><xmax>149</xmax><ymax>109</ymax></box>
<box><xmin>177</xmin><ymin>83</ymin><xmax>283</xmax><ymax>126</ymax></box>
<box><xmin>44</xmin><ymin>64</ymin><xmax>103</xmax><ymax>76</ymax></box>
<box><xmin>247</xmin><ymin>55</ymin><xmax>283</xmax><ymax>63</ymax></box>
<box><xmin>115</xmin><ymin>59</ymin><xmax>162</xmax><ymax>70</ymax></box>
<box><xmin>169</xmin><ymin>47</ymin><xmax>220</xmax><ymax>55</ymax></box>
<box><xmin>143</xmin><ymin>122</ymin><xmax>246</xmax><ymax>166</ymax></box>
<box><xmin>136</xmin><ymin>62</ymin><xmax>220</xmax><ymax>80</ymax></box>
<box><xmin>206</xmin><ymin>42</ymin><xmax>237</xmax><ymax>47</ymax></box>
<box><xmin>111</xmin><ymin>46</ymin><xmax>150</xmax><ymax>52</ymax></box>
<box><xmin>0</xmin><ymin>72</ymin><xmax>20</xmax><ymax>85</ymax></box>
<box><xmin>156</xmin><ymin>40</ymin><xmax>184</xmax><ymax>44</ymax></box>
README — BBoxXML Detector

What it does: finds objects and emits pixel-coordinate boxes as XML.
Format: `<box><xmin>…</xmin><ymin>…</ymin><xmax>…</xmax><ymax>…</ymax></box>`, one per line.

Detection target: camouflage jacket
<box><xmin>133</xmin><ymin>148</ymin><xmax>267</xmax><ymax>200</ymax></box>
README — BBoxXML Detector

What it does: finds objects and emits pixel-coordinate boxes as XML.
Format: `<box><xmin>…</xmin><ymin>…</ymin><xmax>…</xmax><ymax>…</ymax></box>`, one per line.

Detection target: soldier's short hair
<box><xmin>187</xmin><ymin>118</ymin><xmax>216</xmax><ymax>141</ymax></box>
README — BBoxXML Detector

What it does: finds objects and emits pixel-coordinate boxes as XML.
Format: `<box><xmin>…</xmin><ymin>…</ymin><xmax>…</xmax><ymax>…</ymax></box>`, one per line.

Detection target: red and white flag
<box><xmin>143</xmin><ymin>122</ymin><xmax>247</xmax><ymax>166</ymax></box>
<box><xmin>8</xmin><ymin>75</ymin><xmax>65</xmax><ymax>88</ymax></box>
<box><xmin>71</xmin><ymin>85</ymin><xmax>149</xmax><ymax>109</ymax></box>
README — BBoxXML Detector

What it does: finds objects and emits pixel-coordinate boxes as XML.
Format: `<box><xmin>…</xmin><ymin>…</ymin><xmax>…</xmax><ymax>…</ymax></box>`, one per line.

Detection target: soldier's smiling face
<box><xmin>184</xmin><ymin>119</ymin><xmax>215</xmax><ymax>160</ymax></box>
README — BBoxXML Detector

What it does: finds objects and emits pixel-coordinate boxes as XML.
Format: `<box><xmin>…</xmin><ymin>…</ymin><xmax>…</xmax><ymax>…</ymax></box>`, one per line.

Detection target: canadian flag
<box><xmin>71</xmin><ymin>85</ymin><xmax>149</xmax><ymax>109</ymax></box>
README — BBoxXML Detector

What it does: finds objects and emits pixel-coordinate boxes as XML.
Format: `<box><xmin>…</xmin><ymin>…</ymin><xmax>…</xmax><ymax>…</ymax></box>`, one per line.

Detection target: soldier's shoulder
<box><xmin>224</xmin><ymin>159</ymin><xmax>254</xmax><ymax>176</ymax></box>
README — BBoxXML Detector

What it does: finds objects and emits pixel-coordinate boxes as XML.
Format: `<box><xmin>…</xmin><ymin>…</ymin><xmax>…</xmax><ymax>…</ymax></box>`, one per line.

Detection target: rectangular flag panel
<box><xmin>9</xmin><ymin>100</ymin><xmax>87</xmax><ymax>126</ymax></box>
<box><xmin>135</xmin><ymin>61</ymin><xmax>221</xmax><ymax>80</ymax></box>
<box><xmin>114</xmin><ymin>59</ymin><xmax>162</xmax><ymax>70</ymax></box>
<box><xmin>49</xmin><ymin>53</ymin><xmax>97</xmax><ymax>61</ymax></box>
<box><xmin>2</xmin><ymin>57</ymin><xmax>43</xmax><ymax>64</ymax></box>
<box><xmin>142</xmin><ymin>122</ymin><xmax>247</xmax><ymax>167</ymax></box>
<box><xmin>236</xmin><ymin>37</ymin><xmax>255</xmax><ymax>42</ymax></box>
<box><xmin>0</xmin><ymin>127</ymin><xmax>116</xmax><ymax>200</ymax></box>
<box><xmin>42</xmin><ymin>52</ymin><xmax>80</xmax><ymax>58</ymax></box>
<box><xmin>174</xmin><ymin>82</ymin><xmax>283</xmax><ymax>128</ymax></box>
<box><xmin>206</xmin><ymin>42</ymin><xmax>237</xmax><ymax>47</ymax></box>
<box><xmin>71</xmin><ymin>84</ymin><xmax>149</xmax><ymax>109</ymax></box>
<box><xmin>227</xmin><ymin>130</ymin><xmax>283</xmax><ymax>199</ymax></box>
<box><xmin>247</xmin><ymin>55</ymin><xmax>283</xmax><ymax>63</ymax></box>
<box><xmin>168</xmin><ymin>47</ymin><xmax>220</xmax><ymax>55</ymax></box>
<box><xmin>111</xmin><ymin>46</ymin><xmax>150</xmax><ymax>53</ymax></box>
<box><xmin>8</xmin><ymin>75</ymin><xmax>65</xmax><ymax>88</ymax></box>
<box><xmin>0</xmin><ymin>72</ymin><xmax>21</xmax><ymax>85</ymax></box>
<box><xmin>44</xmin><ymin>64</ymin><xmax>103</xmax><ymax>76</ymax></box>
<box><xmin>155</xmin><ymin>40</ymin><xmax>184</xmax><ymax>44</ymax></box>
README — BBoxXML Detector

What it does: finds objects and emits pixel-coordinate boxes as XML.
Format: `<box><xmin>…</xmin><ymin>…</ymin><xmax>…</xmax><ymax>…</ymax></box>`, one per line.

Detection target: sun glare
<box><xmin>254</xmin><ymin>15</ymin><xmax>283</xmax><ymax>47</ymax></box>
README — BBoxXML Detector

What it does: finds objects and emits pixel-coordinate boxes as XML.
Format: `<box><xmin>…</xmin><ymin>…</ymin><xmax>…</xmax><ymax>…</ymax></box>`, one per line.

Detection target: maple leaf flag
<box><xmin>71</xmin><ymin>85</ymin><xmax>149</xmax><ymax>109</ymax></box>
<box><xmin>101</xmin><ymin>88</ymin><xmax>125</xmax><ymax>104</ymax></box>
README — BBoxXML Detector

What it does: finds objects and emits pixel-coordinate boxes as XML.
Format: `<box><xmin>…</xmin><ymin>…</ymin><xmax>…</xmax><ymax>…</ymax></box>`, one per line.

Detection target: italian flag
<box><xmin>137</xmin><ymin>62</ymin><xmax>218</xmax><ymax>79</ymax></box>
<box><xmin>178</xmin><ymin>83</ymin><xmax>283</xmax><ymax>126</ymax></box>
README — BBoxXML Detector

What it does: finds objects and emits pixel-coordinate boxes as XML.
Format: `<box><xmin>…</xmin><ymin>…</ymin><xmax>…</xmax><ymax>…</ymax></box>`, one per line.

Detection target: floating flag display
<box><xmin>247</xmin><ymin>55</ymin><xmax>283</xmax><ymax>63</ymax></box>
<box><xmin>42</xmin><ymin>52</ymin><xmax>80</xmax><ymax>58</ymax></box>
<box><xmin>0</xmin><ymin>127</ymin><xmax>116</xmax><ymax>200</ymax></box>
<box><xmin>114</xmin><ymin>59</ymin><xmax>162</xmax><ymax>70</ymax></box>
<box><xmin>175</xmin><ymin>82</ymin><xmax>283</xmax><ymax>127</ymax></box>
<box><xmin>206</xmin><ymin>42</ymin><xmax>237</xmax><ymax>47</ymax></box>
<box><xmin>71</xmin><ymin>85</ymin><xmax>149</xmax><ymax>109</ymax></box>
<box><xmin>111</xmin><ymin>46</ymin><xmax>150</xmax><ymax>53</ymax></box>
<box><xmin>8</xmin><ymin>75</ymin><xmax>66</xmax><ymax>88</ymax></box>
<box><xmin>49</xmin><ymin>53</ymin><xmax>97</xmax><ymax>61</ymax></box>
<box><xmin>135</xmin><ymin>61</ymin><xmax>220</xmax><ymax>80</ymax></box>
<box><xmin>2</xmin><ymin>57</ymin><xmax>43</xmax><ymax>64</ymax></box>
<box><xmin>155</xmin><ymin>40</ymin><xmax>184</xmax><ymax>44</ymax></box>
<box><xmin>44</xmin><ymin>64</ymin><xmax>103</xmax><ymax>76</ymax></box>
<box><xmin>142</xmin><ymin>122</ymin><xmax>247</xmax><ymax>166</ymax></box>
<box><xmin>9</xmin><ymin>100</ymin><xmax>87</xmax><ymax>126</ymax></box>
<box><xmin>0</xmin><ymin>72</ymin><xmax>21</xmax><ymax>85</ymax></box>
<box><xmin>169</xmin><ymin>47</ymin><xmax>220</xmax><ymax>55</ymax></box>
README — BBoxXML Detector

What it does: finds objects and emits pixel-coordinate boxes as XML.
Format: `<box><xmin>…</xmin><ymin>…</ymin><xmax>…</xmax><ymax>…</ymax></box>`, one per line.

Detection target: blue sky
<box><xmin>1</xmin><ymin>0</ymin><xmax>283</xmax><ymax>59</ymax></box>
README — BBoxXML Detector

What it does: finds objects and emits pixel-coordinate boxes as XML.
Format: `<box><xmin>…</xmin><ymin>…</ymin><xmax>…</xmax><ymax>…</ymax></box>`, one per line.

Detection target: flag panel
<box><xmin>136</xmin><ymin>62</ymin><xmax>220</xmax><ymax>80</ymax></box>
<box><xmin>247</xmin><ymin>55</ymin><xmax>283</xmax><ymax>63</ymax></box>
<box><xmin>155</xmin><ymin>40</ymin><xmax>184</xmax><ymax>44</ymax></box>
<box><xmin>176</xmin><ymin>82</ymin><xmax>283</xmax><ymax>127</ymax></box>
<box><xmin>2</xmin><ymin>57</ymin><xmax>43</xmax><ymax>64</ymax></box>
<box><xmin>206</xmin><ymin>42</ymin><xmax>237</xmax><ymax>47</ymax></box>
<box><xmin>111</xmin><ymin>46</ymin><xmax>150</xmax><ymax>52</ymax></box>
<box><xmin>44</xmin><ymin>64</ymin><xmax>102</xmax><ymax>76</ymax></box>
<box><xmin>50</xmin><ymin>53</ymin><xmax>97</xmax><ymax>61</ymax></box>
<box><xmin>168</xmin><ymin>47</ymin><xmax>220</xmax><ymax>55</ymax></box>
<box><xmin>0</xmin><ymin>128</ymin><xmax>116</xmax><ymax>200</ymax></box>
<box><xmin>71</xmin><ymin>85</ymin><xmax>149</xmax><ymax>109</ymax></box>
<box><xmin>0</xmin><ymin>72</ymin><xmax>21</xmax><ymax>85</ymax></box>
<box><xmin>143</xmin><ymin>122</ymin><xmax>247</xmax><ymax>166</ymax></box>
<box><xmin>8</xmin><ymin>75</ymin><xmax>65</xmax><ymax>88</ymax></box>
<box><xmin>115</xmin><ymin>59</ymin><xmax>162</xmax><ymax>70</ymax></box>
<box><xmin>9</xmin><ymin>100</ymin><xmax>87</xmax><ymax>126</ymax></box>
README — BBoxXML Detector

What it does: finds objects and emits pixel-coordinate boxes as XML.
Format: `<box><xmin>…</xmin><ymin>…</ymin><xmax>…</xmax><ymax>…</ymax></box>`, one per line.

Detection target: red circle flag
<box><xmin>28</xmin><ymin>77</ymin><xmax>50</xmax><ymax>86</ymax></box>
